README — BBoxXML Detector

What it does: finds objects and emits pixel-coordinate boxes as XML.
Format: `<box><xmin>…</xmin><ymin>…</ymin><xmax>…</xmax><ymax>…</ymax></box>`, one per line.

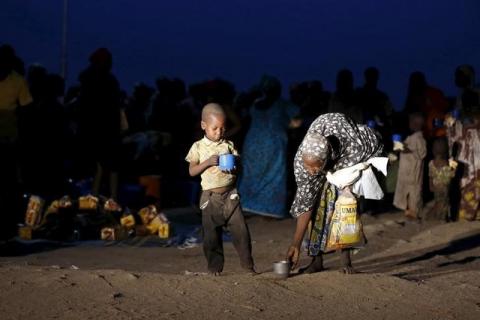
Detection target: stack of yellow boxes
<box><xmin>20</xmin><ymin>196</ymin><xmax>45</xmax><ymax>240</ymax></box>
<box><xmin>138</xmin><ymin>205</ymin><xmax>170</xmax><ymax>239</ymax></box>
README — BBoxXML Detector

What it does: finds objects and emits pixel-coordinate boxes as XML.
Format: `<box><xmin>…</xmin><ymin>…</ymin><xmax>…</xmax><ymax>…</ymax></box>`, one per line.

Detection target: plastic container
<box><xmin>392</xmin><ymin>134</ymin><xmax>402</xmax><ymax>142</ymax></box>
<box><xmin>367</xmin><ymin>120</ymin><xmax>377</xmax><ymax>129</ymax></box>
<box><xmin>452</xmin><ymin>108</ymin><xmax>460</xmax><ymax>119</ymax></box>
<box><xmin>219</xmin><ymin>154</ymin><xmax>235</xmax><ymax>171</ymax></box>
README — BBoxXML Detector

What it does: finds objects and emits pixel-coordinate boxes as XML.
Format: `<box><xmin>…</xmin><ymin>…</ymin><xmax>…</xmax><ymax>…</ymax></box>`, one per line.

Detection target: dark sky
<box><xmin>2</xmin><ymin>0</ymin><xmax>479</xmax><ymax>108</ymax></box>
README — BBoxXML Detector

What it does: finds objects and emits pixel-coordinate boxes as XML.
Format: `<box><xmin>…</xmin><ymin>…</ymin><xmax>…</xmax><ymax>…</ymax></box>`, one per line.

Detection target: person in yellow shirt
<box><xmin>0</xmin><ymin>44</ymin><xmax>33</xmax><ymax>240</ymax></box>
<box><xmin>0</xmin><ymin>45</ymin><xmax>33</xmax><ymax>140</ymax></box>
<box><xmin>186</xmin><ymin>103</ymin><xmax>255</xmax><ymax>276</ymax></box>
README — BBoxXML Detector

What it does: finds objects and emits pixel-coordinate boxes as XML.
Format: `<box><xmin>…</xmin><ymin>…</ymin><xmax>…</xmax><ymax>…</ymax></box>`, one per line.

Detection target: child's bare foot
<box><xmin>209</xmin><ymin>271</ymin><xmax>221</xmax><ymax>276</ymax></box>
<box><xmin>405</xmin><ymin>210</ymin><xmax>418</xmax><ymax>220</ymax></box>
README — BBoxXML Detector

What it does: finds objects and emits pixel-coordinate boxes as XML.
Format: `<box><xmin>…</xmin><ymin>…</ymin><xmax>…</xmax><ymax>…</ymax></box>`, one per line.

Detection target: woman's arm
<box><xmin>286</xmin><ymin>210</ymin><xmax>312</xmax><ymax>269</ymax></box>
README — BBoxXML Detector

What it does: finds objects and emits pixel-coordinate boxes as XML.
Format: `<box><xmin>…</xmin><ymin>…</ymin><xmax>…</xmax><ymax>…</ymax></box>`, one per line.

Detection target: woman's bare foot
<box><xmin>340</xmin><ymin>249</ymin><xmax>356</xmax><ymax>274</ymax></box>
<box><xmin>299</xmin><ymin>255</ymin><xmax>324</xmax><ymax>274</ymax></box>
<box><xmin>242</xmin><ymin>267</ymin><xmax>259</xmax><ymax>275</ymax></box>
<box><xmin>340</xmin><ymin>266</ymin><xmax>357</xmax><ymax>274</ymax></box>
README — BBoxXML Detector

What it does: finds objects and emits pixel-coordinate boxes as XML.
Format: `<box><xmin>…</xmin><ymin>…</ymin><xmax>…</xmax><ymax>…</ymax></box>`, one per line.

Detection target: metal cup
<box><xmin>273</xmin><ymin>260</ymin><xmax>291</xmax><ymax>279</ymax></box>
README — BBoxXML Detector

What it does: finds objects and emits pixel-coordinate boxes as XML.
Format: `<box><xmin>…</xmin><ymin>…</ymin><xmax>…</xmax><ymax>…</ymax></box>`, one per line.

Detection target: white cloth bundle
<box><xmin>326</xmin><ymin>157</ymin><xmax>389</xmax><ymax>200</ymax></box>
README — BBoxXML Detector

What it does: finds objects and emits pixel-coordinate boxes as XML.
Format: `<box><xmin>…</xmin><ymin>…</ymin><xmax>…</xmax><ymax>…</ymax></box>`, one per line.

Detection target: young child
<box><xmin>394</xmin><ymin>113</ymin><xmax>427</xmax><ymax>219</ymax></box>
<box><xmin>185</xmin><ymin>103</ymin><xmax>255</xmax><ymax>275</ymax></box>
<box><xmin>424</xmin><ymin>138</ymin><xmax>455</xmax><ymax>221</ymax></box>
<box><xmin>447</xmin><ymin>91</ymin><xmax>480</xmax><ymax>221</ymax></box>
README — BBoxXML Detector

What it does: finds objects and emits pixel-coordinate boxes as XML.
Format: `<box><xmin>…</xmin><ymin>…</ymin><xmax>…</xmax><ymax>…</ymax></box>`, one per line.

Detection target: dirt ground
<box><xmin>1</xmin><ymin>209</ymin><xmax>479</xmax><ymax>320</ymax></box>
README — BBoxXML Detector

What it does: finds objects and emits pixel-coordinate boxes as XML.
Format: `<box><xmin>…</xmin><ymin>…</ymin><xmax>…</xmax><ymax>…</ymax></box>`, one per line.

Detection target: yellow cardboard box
<box><xmin>25</xmin><ymin>196</ymin><xmax>44</xmax><ymax>227</ymax></box>
<box><xmin>19</xmin><ymin>226</ymin><xmax>33</xmax><ymax>240</ymax></box>
<box><xmin>120</xmin><ymin>214</ymin><xmax>136</xmax><ymax>230</ymax></box>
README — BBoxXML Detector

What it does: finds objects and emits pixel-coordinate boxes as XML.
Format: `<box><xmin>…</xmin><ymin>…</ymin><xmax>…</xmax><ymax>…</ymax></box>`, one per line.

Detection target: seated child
<box><xmin>185</xmin><ymin>103</ymin><xmax>255</xmax><ymax>275</ymax></box>
<box><xmin>393</xmin><ymin>113</ymin><xmax>427</xmax><ymax>220</ymax></box>
<box><xmin>424</xmin><ymin>138</ymin><xmax>456</xmax><ymax>221</ymax></box>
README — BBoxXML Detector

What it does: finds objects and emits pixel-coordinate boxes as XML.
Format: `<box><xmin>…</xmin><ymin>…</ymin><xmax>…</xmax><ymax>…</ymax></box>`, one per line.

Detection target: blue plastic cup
<box><xmin>367</xmin><ymin>120</ymin><xmax>376</xmax><ymax>129</ymax></box>
<box><xmin>219</xmin><ymin>154</ymin><xmax>235</xmax><ymax>171</ymax></box>
<box><xmin>392</xmin><ymin>134</ymin><xmax>402</xmax><ymax>142</ymax></box>
<box><xmin>433</xmin><ymin>118</ymin><xmax>443</xmax><ymax>128</ymax></box>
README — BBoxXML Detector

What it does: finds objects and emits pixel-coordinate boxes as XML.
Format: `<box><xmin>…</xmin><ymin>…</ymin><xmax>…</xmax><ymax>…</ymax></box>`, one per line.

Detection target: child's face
<box><xmin>201</xmin><ymin>114</ymin><xmax>226</xmax><ymax>142</ymax></box>
<box><xmin>409</xmin><ymin>116</ymin><xmax>424</xmax><ymax>132</ymax></box>
<box><xmin>432</xmin><ymin>141</ymin><xmax>447</xmax><ymax>158</ymax></box>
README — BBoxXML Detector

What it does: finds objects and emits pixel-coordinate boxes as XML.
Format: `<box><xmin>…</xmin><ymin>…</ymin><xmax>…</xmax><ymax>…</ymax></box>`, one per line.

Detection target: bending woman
<box><xmin>286</xmin><ymin>113</ymin><xmax>383</xmax><ymax>274</ymax></box>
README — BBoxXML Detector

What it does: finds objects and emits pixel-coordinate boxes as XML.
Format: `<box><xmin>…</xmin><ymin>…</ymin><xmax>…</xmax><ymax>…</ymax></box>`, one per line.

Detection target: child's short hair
<box><xmin>432</xmin><ymin>137</ymin><xmax>448</xmax><ymax>157</ymax></box>
<box><xmin>201</xmin><ymin>103</ymin><xmax>225</xmax><ymax>121</ymax></box>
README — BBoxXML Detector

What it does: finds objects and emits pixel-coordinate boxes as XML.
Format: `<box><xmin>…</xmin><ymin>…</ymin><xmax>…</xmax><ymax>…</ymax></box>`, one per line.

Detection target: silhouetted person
<box><xmin>1</xmin><ymin>45</ymin><xmax>25</xmax><ymax>76</ymax></box>
<box><xmin>203</xmin><ymin>78</ymin><xmax>242</xmax><ymax>144</ymax></box>
<box><xmin>239</xmin><ymin>75</ymin><xmax>299</xmax><ymax>218</ymax></box>
<box><xmin>328</xmin><ymin>69</ymin><xmax>362</xmax><ymax>123</ymax></box>
<box><xmin>404</xmin><ymin>71</ymin><xmax>448</xmax><ymax>139</ymax></box>
<box><xmin>20</xmin><ymin>74</ymin><xmax>68</xmax><ymax>198</ymax></box>
<box><xmin>18</xmin><ymin>64</ymin><xmax>48</xmax><ymax>159</ymax></box>
<box><xmin>303</xmin><ymin>80</ymin><xmax>330</xmax><ymax>122</ymax></box>
<box><xmin>455</xmin><ymin>65</ymin><xmax>480</xmax><ymax>111</ymax></box>
<box><xmin>76</xmin><ymin>48</ymin><xmax>122</xmax><ymax>200</ymax></box>
<box><xmin>149</xmin><ymin>77</ymin><xmax>175</xmax><ymax>134</ymax></box>
<box><xmin>356</xmin><ymin>67</ymin><xmax>393</xmax><ymax>150</ymax></box>
<box><xmin>26</xmin><ymin>64</ymin><xmax>48</xmax><ymax>102</ymax></box>
<box><xmin>125</xmin><ymin>83</ymin><xmax>153</xmax><ymax>134</ymax></box>
<box><xmin>0</xmin><ymin>44</ymin><xmax>33</xmax><ymax>239</ymax></box>
<box><xmin>356</xmin><ymin>67</ymin><xmax>393</xmax><ymax>125</ymax></box>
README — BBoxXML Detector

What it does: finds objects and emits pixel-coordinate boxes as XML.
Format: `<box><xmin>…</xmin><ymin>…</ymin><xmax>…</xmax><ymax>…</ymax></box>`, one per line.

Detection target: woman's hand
<box><xmin>287</xmin><ymin>211</ymin><xmax>312</xmax><ymax>271</ymax></box>
<box><xmin>289</xmin><ymin>118</ymin><xmax>303</xmax><ymax>129</ymax></box>
<box><xmin>286</xmin><ymin>245</ymin><xmax>301</xmax><ymax>270</ymax></box>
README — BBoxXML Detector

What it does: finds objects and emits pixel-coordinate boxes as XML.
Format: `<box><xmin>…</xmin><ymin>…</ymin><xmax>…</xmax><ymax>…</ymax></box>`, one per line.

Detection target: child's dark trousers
<box><xmin>200</xmin><ymin>188</ymin><xmax>254</xmax><ymax>273</ymax></box>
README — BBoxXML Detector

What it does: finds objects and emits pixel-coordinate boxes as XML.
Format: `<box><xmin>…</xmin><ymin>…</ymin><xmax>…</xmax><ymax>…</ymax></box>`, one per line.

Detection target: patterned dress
<box><xmin>291</xmin><ymin>113</ymin><xmax>383</xmax><ymax>217</ymax></box>
<box><xmin>423</xmin><ymin>161</ymin><xmax>455</xmax><ymax>220</ymax></box>
<box><xmin>290</xmin><ymin>113</ymin><xmax>383</xmax><ymax>255</ymax></box>
<box><xmin>447</xmin><ymin>121</ymin><xmax>480</xmax><ymax>221</ymax></box>
<box><xmin>238</xmin><ymin>99</ymin><xmax>298</xmax><ymax>218</ymax></box>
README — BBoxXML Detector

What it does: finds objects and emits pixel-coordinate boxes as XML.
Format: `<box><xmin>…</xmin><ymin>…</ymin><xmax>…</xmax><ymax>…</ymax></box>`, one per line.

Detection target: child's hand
<box><xmin>393</xmin><ymin>141</ymin><xmax>405</xmax><ymax>152</ymax></box>
<box><xmin>207</xmin><ymin>155</ymin><xmax>219</xmax><ymax>167</ymax></box>
<box><xmin>387</xmin><ymin>152</ymin><xmax>398</xmax><ymax>162</ymax></box>
<box><xmin>449</xmin><ymin>158</ymin><xmax>458</xmax><ymax>170</ymax></box>
<box><xmin>444</xmin><ymin>115</ymin><xmax>456</xmax><ymax>128</ymax></box>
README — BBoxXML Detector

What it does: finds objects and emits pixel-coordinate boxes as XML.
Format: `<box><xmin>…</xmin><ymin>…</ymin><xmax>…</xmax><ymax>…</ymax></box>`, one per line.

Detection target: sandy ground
<box><xmin>1</xmin><ymin>209</ymin><xmax>480</xmax><ymax>320</ymax></box>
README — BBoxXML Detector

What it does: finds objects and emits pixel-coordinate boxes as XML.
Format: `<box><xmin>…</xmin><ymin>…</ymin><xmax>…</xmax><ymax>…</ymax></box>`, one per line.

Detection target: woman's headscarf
<box><xmin>300</xmin><ymin>132</ymin><xmax>331</xmax><ymax>160</ymax></box>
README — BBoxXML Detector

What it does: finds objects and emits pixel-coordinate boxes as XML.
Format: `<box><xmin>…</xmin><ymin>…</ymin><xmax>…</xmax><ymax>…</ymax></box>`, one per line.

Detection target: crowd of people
<box><xmin>1</xmin><ymin>43</ymin><xmax>479</xmax><ymax>241</ymax></box>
